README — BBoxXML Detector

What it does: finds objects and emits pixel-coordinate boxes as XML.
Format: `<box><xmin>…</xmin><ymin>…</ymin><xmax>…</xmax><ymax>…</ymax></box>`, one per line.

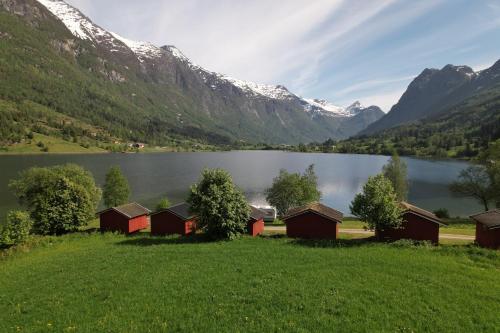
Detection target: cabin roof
<box><xmin>400</xmin><ymin>202</ymin><xmax>446</xmax><ymax>225</ymax></box>
<box><xmin>156</xmin><ymin>202</ymin><xmax>196</xmax><ymax>220</ymax></box>
<box><xmin>99</xmin><ymin>202</ymin><xmax>151</xmax><ymax>219</ymax></box>
<box><xmin>284</xmin><ymin>202</ymin><xmax>343</xmax><ymax>223</ymax></box>
<box><xmin>470</xmin><ymin>209</ymin><xmax>500</xmax><ymax>230</ymax></box>
<box><xmin>249</xmin><ymin>206</ymin><xmax>266</xmax><ymax>221</ymax></box>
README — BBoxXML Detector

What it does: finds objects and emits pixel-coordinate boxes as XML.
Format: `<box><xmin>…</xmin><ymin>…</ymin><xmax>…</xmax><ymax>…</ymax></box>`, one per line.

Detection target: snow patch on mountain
<box><xmin>110</xmin><ymin>32</ymin><xmax>162</xmax><ymax>61</ymax></box>
<box><xmin>37</xmin><ymin>0</ymin><xmax>107</xmax><ymax>42</ymax></box>
<box><xmin>163</xmin><ymin>45</ymin><xmax>296</xmax><ymax>100</ymax></box>
<box><xmin>305</xmin><ymin>99</ymin><xmax>348</xmax><ymax>117</ymax></box>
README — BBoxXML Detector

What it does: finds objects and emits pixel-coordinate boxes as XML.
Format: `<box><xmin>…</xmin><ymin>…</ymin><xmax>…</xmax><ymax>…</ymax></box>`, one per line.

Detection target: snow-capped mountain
<box><xmin>35</xmin><ymin>0</ymin><xmax>371</xmax><ymax>114</ymax></box>
<box><xmin>15</xmin><ymin>0</ymin><xmax>385</xmax><ymax>143</ymax></box>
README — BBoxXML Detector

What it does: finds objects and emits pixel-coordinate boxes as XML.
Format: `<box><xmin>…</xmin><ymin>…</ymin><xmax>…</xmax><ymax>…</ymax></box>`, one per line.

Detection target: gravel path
<box><xmin>264</xmin><ymin>226</ymin><xmax>475</xmax><ymax>241</ymax></box>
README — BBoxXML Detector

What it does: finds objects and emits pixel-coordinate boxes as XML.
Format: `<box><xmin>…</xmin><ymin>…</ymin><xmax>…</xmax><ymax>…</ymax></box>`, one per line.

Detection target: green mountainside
<box><xmin>334</xmin><ymin>79</ymin><xmax>500</xmax><ymax>159</ymax></box>
<box><xmin>0</xmin><ymin>0</ymin><xmax>383</xmax><ymax>153</ymax></box>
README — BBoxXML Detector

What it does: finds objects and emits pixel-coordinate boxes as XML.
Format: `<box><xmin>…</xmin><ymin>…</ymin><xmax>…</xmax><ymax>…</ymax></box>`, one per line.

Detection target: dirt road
<box><xmin>264</xmin><ymin>226</ymin><xmax>475</xmax><ymax>241</ymax></box>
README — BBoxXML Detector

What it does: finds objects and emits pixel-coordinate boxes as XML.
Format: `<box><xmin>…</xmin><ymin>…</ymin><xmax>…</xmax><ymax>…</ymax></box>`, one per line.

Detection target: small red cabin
<box><xmin>151</xmin><ymin>202</ymin><xmax>197</xmax><ymax>236</ymax></box>
<box><xmin>248</xmin><ymin>206</ymin><xmax>265</xmax><ymax>237</ymax></box>
<box><xmin>98</xmin><ymin>202</ymin><xmax>150</xmax><ymax>234</ymax></box>
<box><xmin>470</xmin><ymin>209</ymin><xmax>500</xmax><ymax>249</ymax></box>
<box><xmin>283</xmin><ymin>202</ymin><xmax>343</xmax><ymax>240</ymax></box>
<box><xmin>375</xmin><ymin>202</ymin><xmax>446</xmax><ymax>244</ymax></box>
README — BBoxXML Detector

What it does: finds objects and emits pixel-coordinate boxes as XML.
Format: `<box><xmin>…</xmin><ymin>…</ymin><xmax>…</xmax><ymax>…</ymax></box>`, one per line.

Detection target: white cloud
<box><xmin>357</xmin><ymin>88</ymin><xmax>407</xmax><ymax>112</ymax></box>
<box><xmin>333</xmin><ymin>75</ymin><xmax>415</xmax><ymax>98</ymax></box>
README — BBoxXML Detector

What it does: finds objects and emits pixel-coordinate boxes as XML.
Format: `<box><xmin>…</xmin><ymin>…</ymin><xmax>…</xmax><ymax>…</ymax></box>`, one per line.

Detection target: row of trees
<box><xmin>0</xmin><ymin>164</ymin><xmax>133</xmax><ymax>247</ymax></box>
<box><xmin>3</xmin><ymin>151</ymin><xmax>495</xmax><ymax>246</ymax></box>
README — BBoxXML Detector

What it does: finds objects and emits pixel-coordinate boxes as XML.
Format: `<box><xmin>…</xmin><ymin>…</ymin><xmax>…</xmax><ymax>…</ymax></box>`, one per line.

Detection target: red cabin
<box><xmin>283</xmin><ymin>202</ymin><xmax>343</xmax><ymax>240</ymax></box>
<box><xmin>248</xmin><ymin>206</ymin><xmax>265</xmax><ymax>237</ymax></box>
<box><xmin>470</xmin><ymin>210</ymin><xmax>500</xmax><ymax>249</ymax></box>
<box><xmin>150</xmin><ymin>202</ymin><xmax>197</xmax><ymax>236</ymax></box>
<box><xmin>98</xmin><ymin>202</ymin><xmax>150</xmax><ymax>234</ymax></box>
<box><xmin>375</xmin><ymin>202</ymin><xmax>446</xmax><ymax>244</ymax></box>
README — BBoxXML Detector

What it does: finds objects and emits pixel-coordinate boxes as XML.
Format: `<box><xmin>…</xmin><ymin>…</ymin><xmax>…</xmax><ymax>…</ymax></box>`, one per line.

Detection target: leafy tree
<box><xmin>433</xmin><ymin>208</ymin><xmax>450</xmax><ymax>219</ymax></box>
<box><xmin>382</xmin><ymin>152</ymin><xmax>409</xmax><ymax>201</ymax></box>
<box><xmin>265</xmin><ymin>164</ymin><xmax>321</xmax><ymax>217</ymax></box>
<box><xmin>103</xmin><ymin>166</ymin><xmax>130</xmax><ymax>207</ymax></box>
<box><xmin>9</xmin><ymin>164</ymin><xmax>101</xmax><ymax>235</ymax></box>
<box><xmin>449</xmin><ymin>166</ymin><xmax>494</xmax><ymax>211</ymax></box>
<box><xmin>156</xmin><ymin>197</ymin><xmax>171</xmax><ymax>211</ymax></box>
<box><xmin>0</xmin><ymin>210</ymin><xmax>32</xmax><ymax>247</ymax></box>
<box><xmin>486</xmin><ymin>162</ymin><xmax>500</xmax><ymax>208</ymax></box>
<box><xmin>188</xmin><ymin>168</ymin><xmax>249</xmax><ymax>240</ymax></box>
<box><xmin>350</xmin><ymin>174</ymin><xmax>403</xmax><ymax>231</ymax></box>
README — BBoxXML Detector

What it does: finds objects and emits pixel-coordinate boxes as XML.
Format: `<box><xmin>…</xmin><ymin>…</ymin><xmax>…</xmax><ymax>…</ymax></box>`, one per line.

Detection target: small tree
<box><xmin>103</xmin><ymin>166</ymin><xmax>130</xmax><ymax>207</ymax></box>
<box><xmin>487</xmin><ymin>162</ymin><xmax>500</xmax><ymax>208</ymax></box>
<box><xmin>350</xmin><ymin>174</ymin><xmax>403</xmax><ymax>231</ymax></box>
<box><xmin>188</xmin><ymin>168</ymin><xmax>249</xmax><ymax>240</ymax></box>
<box><xmin>156</xmin><ymin>197</ymin><xmax>171</xmax><ymax>211</ymax></box>
<box><xmin>265</xmin><ymin>164</ymin><xmax>321</xmax><ymax>217</ymax></box>
<box><xmin>0</xmin><ymin>210</ymin><xmax>32</xmax><ymax>247</ymax></box>
<box><xmin>9</xmin><ymin>164</ymin><xmax>101</xmax><ymax>235</ymax></box>
<box><xmin>433</xmin><ymin>208</ymin><xmax>450</xmax><ymax>219</ymax></box>
<box><xmin>450</xmin><ymin>165</ymin><xmax>493</xmax><ymax>211</ymax></box>
<box><xmin>382</xmin><ymin>152</ymin><xmax>408</xmax><ymax>201</ymax></box>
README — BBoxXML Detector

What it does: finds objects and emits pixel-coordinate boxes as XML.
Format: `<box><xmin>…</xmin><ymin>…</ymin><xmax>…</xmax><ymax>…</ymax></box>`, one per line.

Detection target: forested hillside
<box><xmin>334</xmin><ymin>83</ymin><xmax>500</xmax><ymax>159</ymax></box>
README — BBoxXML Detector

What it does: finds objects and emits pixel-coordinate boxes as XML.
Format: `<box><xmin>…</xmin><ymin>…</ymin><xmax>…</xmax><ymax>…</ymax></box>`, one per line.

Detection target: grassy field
<box><xmin>0</xmin><ymin>133</ymin><xmax>106</xmax><ymax>154</ymax></box>
<box><xmin>1</xmin><ymin>233</ymin><xmax>499</xmax><ymax>332</ymax></box>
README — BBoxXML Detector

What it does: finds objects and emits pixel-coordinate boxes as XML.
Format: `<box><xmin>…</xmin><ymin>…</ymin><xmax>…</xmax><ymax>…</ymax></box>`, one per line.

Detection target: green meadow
<box><xmin>1</xmin><ymin>233</ymin><xmax>498</xmax><ymax>332</ymax></box>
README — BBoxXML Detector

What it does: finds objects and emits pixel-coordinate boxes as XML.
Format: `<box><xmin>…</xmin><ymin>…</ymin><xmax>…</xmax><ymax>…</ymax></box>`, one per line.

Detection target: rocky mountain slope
<box><xmin>362</xmin><ymin>60</ymin><xmax>500</xmax><ymax>135</ymax></box>
<box><xmin>0</xmin><ymin>0</ymin><xmax>383</xmax><ymax>146</ymax></box>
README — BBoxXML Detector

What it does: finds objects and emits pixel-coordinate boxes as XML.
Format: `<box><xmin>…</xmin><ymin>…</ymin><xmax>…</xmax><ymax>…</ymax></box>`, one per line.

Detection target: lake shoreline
<box><xmin>0</xmin><ymin>151</ymin><xmax>479</xmax><ymax>220</ymax></box>
<box><xmin>0</xmin><ymin>147</ymin><xmax>475</xmax><ymax>162</ymax></box>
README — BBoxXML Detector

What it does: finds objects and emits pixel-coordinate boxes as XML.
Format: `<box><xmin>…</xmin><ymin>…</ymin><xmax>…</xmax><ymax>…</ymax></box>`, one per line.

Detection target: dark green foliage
<box><xmin>103</xmin><ymin>166</ymin><xmax>130</xmax><ymax>208</ymax></box>
<box><xmin>265</xmin><ymin>165</ymin><xmax>321</xmax><ymax>216</ymax></box>
<box><xmin>9</xmin><ymin>164</ymin><xmax>101</xmax><ymax>235</ymax></box>
<box><xmin>433</xmin><ymin>208</ymin><xmax>450</xmax><ymax>219</ymax></box>
<box><xmin>333</xmin><ymin>85</ymin><xmax>500</xmax><ymax>159</ymax></box>
<box><xmin>155</xmin><ymin>197</ymin><xmax>171</xmax><ymax>212</ymax></box>
<box><xmin>188</xmin><ymin>169</ymin><xmax>250</xmax><ymax>240</ymax></box>
<box><xmin>382</xmin><ymin>153</ymin><xmax>408</xmax><ymax>201</ymax></box>
<box><xmin>449</xmin><ymin>165</ymin><xmax>496</xmax><ymax>211</ymax></box>
<box><xmin>350</xmin><ymin>174</ymin><xmax>403</xmax><ymax>231</ymax></box>
<box><xmin>0</xmin><ymin>210</ymin><xmax>32</xmax><ymax>247</ymax></box>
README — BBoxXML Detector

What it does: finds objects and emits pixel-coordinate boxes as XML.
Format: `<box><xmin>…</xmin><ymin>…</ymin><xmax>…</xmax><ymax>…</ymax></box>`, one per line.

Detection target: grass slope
<box><xmin>0</xmin><ymin>133</ymin><xmax>106</xmax><ymax>154</ymax></box>
<box><xmin>1</xmin><ymin>233</ymin><xmax>498</xmax><ymax>332</ymax></box>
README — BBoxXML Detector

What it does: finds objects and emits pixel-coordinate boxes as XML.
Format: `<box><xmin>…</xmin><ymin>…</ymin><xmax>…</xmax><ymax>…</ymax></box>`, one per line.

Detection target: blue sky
<box><xmin>66</xmin><ymin>0</ymin><xmax>500</xmax><ymax>111</ymax></box>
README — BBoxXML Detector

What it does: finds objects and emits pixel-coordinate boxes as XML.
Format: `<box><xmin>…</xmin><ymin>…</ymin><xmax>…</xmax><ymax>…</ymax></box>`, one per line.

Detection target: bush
<box><xmin>155</xmin><ymin>197</ymin><xmax>171</xmax><ymax>211</ymax></box>
<box><xmin>188</xmin><ymin>168</ymin><xmax>249</xmax><ymax>240</ymax></box>
<box><xmin>0</xmin><ymin>210</ymin><xmax>32</xmax><ymax>247</ymax></box>
<box><xmin>433</xmin><ymin>208</ymin><xmax>450</xmax><ymax>219</ymax></box>
<box><xmin>9</xmin><ymin>164</ymin><xmax>101</xmax><ymax>235</ymax></box>
<box><xmin>350</xmin><ymin>174</ymin><xmax>403</xmax><ymax>231</ymax></box>
<box><xmin>265</xmin><ymin>164</ymin><xmax>321</xmax><ymax>217</ymax></box>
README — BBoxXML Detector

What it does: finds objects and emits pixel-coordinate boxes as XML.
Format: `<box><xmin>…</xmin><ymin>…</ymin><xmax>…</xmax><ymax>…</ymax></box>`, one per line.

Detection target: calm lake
<box><xmin>0</xmin><ymin>151</ymin><xmax>481</xmax><ymax>223</ymax></box>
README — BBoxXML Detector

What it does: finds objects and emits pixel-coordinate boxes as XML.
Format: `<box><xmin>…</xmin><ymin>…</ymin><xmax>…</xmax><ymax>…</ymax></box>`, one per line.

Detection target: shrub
<box><xmin>9</xmin><ymin>164</ymin><xmax>101</xmax><ymax>235</ymax></box>
<box><xmin>350</xmin><ymin>174</ymin><xmax>403</xmax><ymax>231</ymax></box>
<box><xmin>188</xmin><ymin>168</ymin><xmax>249</xmax><ymax>240</ymax></box>
<box><xmin>0</xmin><ymin>210</ymin><xmax>32</xmax><ymax>247</ymax></box>
<box><xmin>265</xmin><ymin>164</ymin><xmax>321</xmax><ymax>217</ymax></box>
<box><xmin>433</xmin><ymin>208</ymin><xmax>450</xmax><ymax>219</ymax></box>
<box><xmin>155</xmin><ymin>197</ymin><xmax>171</xmax><ymax>211</ymax></box>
